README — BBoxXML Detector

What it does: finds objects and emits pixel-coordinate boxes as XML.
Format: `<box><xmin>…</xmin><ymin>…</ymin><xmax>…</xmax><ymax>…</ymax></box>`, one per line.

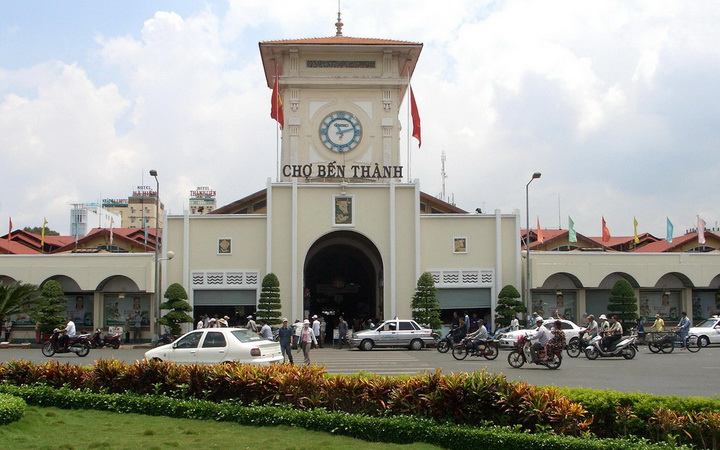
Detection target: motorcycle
<box><xmin>154</xmin><ymin>331</ymin><xmax>176</xmax><ymax>347</ymax></box>
<box><xmin>584</xmin><ymin>334</ymin><xmax>637</xmax><ymax>360</ymax></box>
<box><xmin>507</xmin><ymin>334</ymin><xmax>562</xmax><ymax>369</ymax></box>
<box><xmin>89</xmin><ymin>328</ymin><xmax>122</xmax><ymax>349</ymax></box>
<box><xmin>41</xmin><ymin>329</ymin><xmax>91</xmax><ymax>357</ymax></box>
<box><xmin>436</xmin><ymin>329</ymin><xmax>464</xmax><ymax>353</ymax></box>
<box><xmin>452</xmin><ymin>336</ymin><xmax>499</xmax><ymax>360</ymax></box>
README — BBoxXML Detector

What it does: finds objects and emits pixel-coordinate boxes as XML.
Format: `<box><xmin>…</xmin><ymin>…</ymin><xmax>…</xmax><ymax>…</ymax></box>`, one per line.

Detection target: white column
<box><xmin>291</xmin><ymin>179</ymin><xmax>298</xmax><ymax>322</ymax></box>
<box><xmin>389</xmin><ymin>179</ymin><xmax>397</xmax><ymax>319</ymax></box>
<box><xmin>183</xmin><ymin>209</ymin><xmax>190</xmax><ymax>303</ymax></box>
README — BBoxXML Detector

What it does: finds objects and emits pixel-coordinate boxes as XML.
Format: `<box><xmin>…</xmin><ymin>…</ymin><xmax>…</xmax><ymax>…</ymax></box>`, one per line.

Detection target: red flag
<box><xmin>6</xmin><ymin>217</ymin><xmax>11</xmax><ymax>249</ymax></box>
<box><xmin>602</xmin><ymin>216</ymin><xmax>611</xmax><ymax>243</ymax></box>
<box><xmin>536</xmin><ymin>217</ymin><xmax>545</xmax><ymax>243</ymax></box>
<box><xmin>410</xmin><ymin>86</ymin><xmax>421</xmax><ymax>148</ymax></box>
<box><xmin>270</xmin><ymin>73</ymin><xmax>284</xmax><ymax>129</ymax></box>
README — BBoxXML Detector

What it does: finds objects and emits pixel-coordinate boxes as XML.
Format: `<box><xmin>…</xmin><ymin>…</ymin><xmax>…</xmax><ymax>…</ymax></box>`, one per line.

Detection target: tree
<box><xmin>607</xmin><ymin>278</ymin><xmax>638</xmax><ymax>330</ymax></box>
<box><xmin>411</xmin><ymin>272</ymin><xmax>442</xmax><ymax>330</ymax></box>
<box><xmin>31</xmin><ymin>280</ymin><xmax>67</xmax><ymax>334</ymax></box>
<box><xmin>256</xmin><ymin>273</ymin><xmax>282</xmax><ymax>326</ymax></box>
<box><xmin>494</xmin><ymin>284</ymin><xmax>526</xmax><ymax>327</ymax></box>
<box><xmin>0</xmin><ymin>282</ymin><xmax>40</xmax><ymax>325</ymax></box>
<box><xmin>23</xmin><ymin>226</ymin><xmax>60</xmax><ymax>236</ymax></box>
<box><xmin>157</xmin><ymin>283</ymin><xmax>194</xmax><ymax>335</ymax></box>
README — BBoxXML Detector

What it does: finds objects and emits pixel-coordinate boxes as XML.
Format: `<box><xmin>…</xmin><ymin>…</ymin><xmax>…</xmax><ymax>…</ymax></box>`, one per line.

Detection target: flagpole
<box><xmin>406</xmin><ymin>69</ymin><xmax>411</xmax><ymax>183</ymax></box>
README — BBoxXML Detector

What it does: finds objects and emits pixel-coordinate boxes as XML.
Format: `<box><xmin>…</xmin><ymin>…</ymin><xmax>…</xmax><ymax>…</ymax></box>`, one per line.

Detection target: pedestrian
<box><xmin>277</xmin><ymin>318</ymin><xmax>294</xmax><ymax>364</ymax></box>
<box><xmin>650</xmin><ymin>313</ymin><xmax>665</xmax><ymax>332</ymax></box>
<box><xmin>3</xmin><ymin>318</ymin><xmax>12</xmax><ymax>342</ymax></box>
<box><xmin>196</xmin><ymin>315</ymin><xmax>205</xmax><ymax>329</ymax></box>
<box><xmin>259</xmin><ymin>319</ymin><xmax>273</xmax><ymax>340</ymax></box>
<box><xmin>299</xmin><ymin>319</ymin><xmax>317</xmax><ymax>365</ymax></box>
<box><xmin>463</xmin><ymin>310</ymin><xmax>470</xmax><ymax>334</ymax></box>
<box><xmin>132</xmin><ymin>310</ymin><xmax>143</xmax><ymax>343</ymax></box>
<box><xmin>246</xmin><ymin>315</ymin><xmax>258</xmax><ymax>332</ymax></box>
<box><xmin>319</xmin><ymin>316</ymin><xmax>327</xmax><ymax>348</ymax></box>
<box><xmin>292</xmin><ymin>319</ymin><xmax>302</xmax><ymax>350</ymax></box>
<box><xmin>337</xmin><ymin>316</ymin><xmax>348</xmax><ymax>349</ymax></box>
<box><xmin>311</xmin><ymin>315</ymin><xmax>321</xmax><ymax>348</ymax></box>
<box><xmin>509</xmin><ymin>315</ymin><xmax>520</xmax><ymax>331</ymax></box>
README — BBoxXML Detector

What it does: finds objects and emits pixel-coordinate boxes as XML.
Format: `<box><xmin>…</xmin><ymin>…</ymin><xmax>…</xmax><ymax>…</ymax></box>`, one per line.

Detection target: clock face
<box><xmin>319</xmin><ymin>111</ymin><xmax>362</xmax><ymax>153</ymax></box>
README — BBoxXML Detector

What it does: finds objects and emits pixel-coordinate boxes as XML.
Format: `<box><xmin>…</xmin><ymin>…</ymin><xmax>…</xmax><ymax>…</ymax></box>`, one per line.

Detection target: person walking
<box><xmin>246</xmin><ymin>315</ymin><xmax>258</xmax><ymax>332</ymax></box>
<box><xmin>311</xmin><ymin>315</ymin><xmax>321</xmax><ymax>348</ymax></box>
<box><xmin>277</xmin><ymin>318</ymin><xmax>294</xmax><ymax>364</ymax></box>
<box><xmin>299</xmin><ymin>319</ymin><xmax>317</xmax><ymax>365</ymax></box>
<box><xmin>3</xmin><ymin>318</ymin><xmax>12</xmax><ymax>342</ymax></box>
<box><xmin>650</xmin><ymin>314</ymin><xmax>665</xmax><ymax>332</ymax></box>
<box><xmin>337</xmin><ymin>316</ymin><xmax>348</xmax><ymax>349</ymax></box>
<box><xmin>132</xmin><ymin>311</ymin><xmax>143</xmax><ymax>343</ymax></box>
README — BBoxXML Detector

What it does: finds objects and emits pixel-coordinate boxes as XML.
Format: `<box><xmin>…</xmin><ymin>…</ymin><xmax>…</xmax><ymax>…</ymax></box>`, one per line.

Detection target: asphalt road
<box><xmin>1</xmin><ymin>344</ymin><xmax>717</xmax><ymax>398</ymax></box>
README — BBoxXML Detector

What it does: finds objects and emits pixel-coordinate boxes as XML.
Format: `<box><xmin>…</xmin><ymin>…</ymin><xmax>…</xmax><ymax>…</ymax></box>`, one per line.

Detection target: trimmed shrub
<box><xmin>0</xmin><ymin>393</ymin><xmax>26</xmax><ymax>425</ymax></box>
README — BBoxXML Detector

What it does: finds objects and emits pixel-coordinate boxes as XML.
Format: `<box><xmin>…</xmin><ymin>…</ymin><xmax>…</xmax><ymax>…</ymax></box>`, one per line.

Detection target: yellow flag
<box><xmin>40</xmin><ymin>217</ymin><xmax>48</xmax><ymax>249</ymax></box>
<box><xmin>633</xmin><ymin>217</ymin><xmax>639</xmax><ymax>244</ymax></box>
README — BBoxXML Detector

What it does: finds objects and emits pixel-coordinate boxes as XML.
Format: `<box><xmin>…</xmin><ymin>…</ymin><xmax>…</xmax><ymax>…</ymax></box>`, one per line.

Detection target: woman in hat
<box><xmin>299</xmin><ymin>319</ymin><xmax>317</xmax><ymax>365</ymax></box>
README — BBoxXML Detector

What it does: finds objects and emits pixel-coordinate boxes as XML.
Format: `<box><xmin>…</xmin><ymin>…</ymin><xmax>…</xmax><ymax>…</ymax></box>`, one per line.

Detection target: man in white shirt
<box><xmin>246</xmin><ymin>315</ymin><xmax>258</xmax><ymax>332</ymax></box>
<box><xmin>59</xmin><ymin>317</ymin><xmax>76</xmax><ymax>348</ymax></box>
<box><xmin>528</xmin><ymin>317</ymin><xmax>551</xmax><ymax>363</ymax></box>
<box><xmin>259</xmin><ymin>319</ymin><xmax>273</xmax><ymax>340</ymax></box>
<box><xmin>509</xmin><ymin>315</ymin><xmax>520</xmax><ymax>331</ymax></box>
<box><xmin>311</xmin><ymin>315</ymin><xmax>321</xmax><ymax>348</ymax></box>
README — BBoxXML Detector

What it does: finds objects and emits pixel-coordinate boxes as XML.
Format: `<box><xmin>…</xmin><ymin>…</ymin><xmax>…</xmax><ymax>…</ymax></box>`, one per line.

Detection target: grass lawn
<box><xmin>0</xmin><ymin>406</ymin><xmax>441</xmax><ymax>449</ymax></box>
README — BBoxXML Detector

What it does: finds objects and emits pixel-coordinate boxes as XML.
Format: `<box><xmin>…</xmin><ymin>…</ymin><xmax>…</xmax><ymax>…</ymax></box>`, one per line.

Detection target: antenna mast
<box><xmin>440</xmin><ymin>151</ymin><xmax>448</xmax><ymax>202</ymax></box>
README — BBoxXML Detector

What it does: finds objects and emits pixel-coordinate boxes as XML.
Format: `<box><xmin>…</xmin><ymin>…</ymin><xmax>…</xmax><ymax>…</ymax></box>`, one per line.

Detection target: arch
<box><xmin>654</xmin><ymin>272</ymin><xmax>694</xmax><ymax>289</ymax></box>
<box><xmin>96</xmin><ymin>275</ymin><xmax>142</xmax><ymax>293</ymax></box>
<box><xmin>709</xmin><ymin>274</ymin><xmax>720</xmax><ymax>289</ymax></box>
<box><xmin>0</xmin><ymin>275</ymin><xmax>18</xmax><ymax>286</ymax></box>
<box><xmin>304</xmin><ymin>230</ymin><xmax>383</xmax><ymax>337</ymax></box>
<box><xmin>597</xmin><ymin>272</ymin><xmax>639</xmax><ymax>289</ymax></box>
<box><xmin>539</xmin><ymin>272</ymin><xmax>584</xmax><ymax>289</ymax></box>
<box><xmin>42</xmin><ymin>275</ymin><xmax>82</xmax><ymax>292</ymax></box>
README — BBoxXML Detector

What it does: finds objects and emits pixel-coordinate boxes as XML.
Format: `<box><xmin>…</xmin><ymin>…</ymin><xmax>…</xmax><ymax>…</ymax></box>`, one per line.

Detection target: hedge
<box><xmin>0</xmin><ymin>384</ymin><xmax>678</xmax><ymax>450</ymax></box>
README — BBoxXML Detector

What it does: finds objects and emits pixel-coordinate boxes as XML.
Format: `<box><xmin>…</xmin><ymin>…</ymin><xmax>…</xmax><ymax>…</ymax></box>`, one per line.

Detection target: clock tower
<box><xmin>259</xmin><ymin>22</ymin><xmax>422</xmax><ymax>181</ymax></box>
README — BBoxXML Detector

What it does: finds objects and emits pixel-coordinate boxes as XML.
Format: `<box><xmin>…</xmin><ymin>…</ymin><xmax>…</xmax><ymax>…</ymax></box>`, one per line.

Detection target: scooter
<box><xmin>507</xmin><ymin>334</ymin><xmax>562</xmax><ymax>369</ymax></box>
<box><xmin>452</xmin><ymin>336</ymin><xmax>499</xmax><ymax>360</ymax></box>
<box><xmin>584</xmin><ymin>334</ymin><xmax>637</xmax><ymax>360</ymax></box>
<box><xmin>41</xmin><ymin>329</ymin><xmax>91</xmax><ymax>357</ymax></box>
<box><xmin>154</xmin><ymin>331</ymin><xmax>176</xmax><ymax>348</ymax></box>
<box><xmin>89</xmin><ymin>328</ymin><xmax>122</xmax><ymax>349</ymax></box>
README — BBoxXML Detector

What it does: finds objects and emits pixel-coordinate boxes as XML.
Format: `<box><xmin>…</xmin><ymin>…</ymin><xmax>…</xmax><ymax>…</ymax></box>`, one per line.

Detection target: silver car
<box><xmin>349</xmin><ymin>319</ymin><xmax>436</xmax><ymax>351</ymax></box>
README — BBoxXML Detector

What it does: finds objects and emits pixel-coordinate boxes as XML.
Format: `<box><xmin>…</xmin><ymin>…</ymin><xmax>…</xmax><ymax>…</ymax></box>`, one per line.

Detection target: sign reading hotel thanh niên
<box><xmin>282</xmin><ymin>163</ymin><xmax>403</xmax><ymax>179</ymax></box>
<box><xmin>190</xmin><ymin>186</ymin><xmax>216</xmax><ymax>198</ymax></box>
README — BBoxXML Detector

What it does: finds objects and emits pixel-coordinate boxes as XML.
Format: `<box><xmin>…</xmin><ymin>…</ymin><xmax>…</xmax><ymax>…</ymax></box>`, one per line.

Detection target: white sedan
<box><xmin>690</xmin><ymin>316</ymin><xmax>720</xmax><ymax>347</ymax></box>
<box><xmin>145</xmin><ymin>327</ymin><xmax>283</xmax><ymax>365</ymax></box>
<box><xmin>497</xmin><ymin>319</ymin><xmax>583</xmax><ymax>348</ymax></box>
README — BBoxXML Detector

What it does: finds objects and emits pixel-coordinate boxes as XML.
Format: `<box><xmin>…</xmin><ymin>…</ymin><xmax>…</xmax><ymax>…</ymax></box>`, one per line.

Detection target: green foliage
<box><xmin>0</xmin><ymin>281</ymin><xmax>39</xmax><ymax>325</ymax></box>
<box><xmin>0</xmin><ymin>384</ymin><xmax>677</xmax><ymax>449</ymax></box>
<box><xmin>411</xmin><ymin>272</ymin><xmax>442</xmax><ymax>330</ymax></box>
<box><xmin>0</xmin><ymin>393</ymin><xmax>26</xmax><ymax>425</ymax></box>
<box><xmin>256</xmin><ymin>273</ymin><xmax>282</xmax><ymax>326</ymax></box>
<box><xmin>22</xmin><ymin>226</ymin><xmax>60</xmax><ymax>236</ymax></box>
<box><xmin>607</xmin><ymin>279</ymin><xmax>638</xmax><ymax>329</ymax></box>
<box><xmin>494</xmin><ymin>284</ymin><xmax>526</xmax><ymax>327</ymax></box>
<box><xmin>31</xmin><ymin>280</ymin><xmax>67</xmax><ymax>334</ymax></box>
<box><xmin>158</xmin><ymin>283</ymin><xmax>193</xmax><ymax>335</ymax></box>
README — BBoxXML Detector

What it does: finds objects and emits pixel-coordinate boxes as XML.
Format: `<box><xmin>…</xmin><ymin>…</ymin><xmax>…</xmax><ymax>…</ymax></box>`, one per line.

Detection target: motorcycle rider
<box><xmin>674</xmin><ymin>311</ymin><xmax>691</xmax><ymax>348</ymax></box>
<box><xmin>467</xmin><ymin>319</ymin><xmax>489</xmax><ymax>354</ymax></box>
<box><xmin>602</xmin><ymin>315</ymin><xmax>623</xmax><ymax>351</ymax></box>
<box><xmin>528</xmin><ymin>317</ymin><xmax>551</xmax><ymax>363</ymax></box>
<box><xmin>581</xmin><ymin>314</ymin><xmax>598</xmax><ymax>342</ymax></box>
<box><xmin>58</xmin><ymin>317</ymin><xmax>76</xmax><ymax>349</ymax></box>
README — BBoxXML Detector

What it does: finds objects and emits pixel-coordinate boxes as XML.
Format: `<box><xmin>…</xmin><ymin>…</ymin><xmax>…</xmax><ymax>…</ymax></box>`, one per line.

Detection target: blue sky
<box><xmin>1</xmin><ymin>0</ymin><xmax>719</xmax><ymax>238</ymax></box>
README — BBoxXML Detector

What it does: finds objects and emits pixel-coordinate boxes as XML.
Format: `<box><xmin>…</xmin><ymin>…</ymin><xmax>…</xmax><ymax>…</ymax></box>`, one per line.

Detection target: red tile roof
<box><xmin>260</xmin><ymin>36</ymin><xmax>421</xmax><ymax>46</ymax></box>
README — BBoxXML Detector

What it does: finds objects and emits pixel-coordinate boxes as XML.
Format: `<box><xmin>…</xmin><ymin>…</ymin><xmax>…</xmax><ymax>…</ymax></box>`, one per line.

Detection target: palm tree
<box><xmin>0</xmin><ymin>282</ymin><xmax>40</xmax><ymax>324</ymax></box>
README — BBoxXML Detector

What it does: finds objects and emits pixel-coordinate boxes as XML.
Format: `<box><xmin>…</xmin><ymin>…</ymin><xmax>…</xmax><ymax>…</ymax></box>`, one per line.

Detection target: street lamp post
<box><xmin>525</xmin><ymin>172</ymin><xmax>541</xmax><ymax>318</ymax></box>
<box><xmin>149</xmin><ymin>169</ymin><xmax>160</xmax><ymax>340</ymax></box>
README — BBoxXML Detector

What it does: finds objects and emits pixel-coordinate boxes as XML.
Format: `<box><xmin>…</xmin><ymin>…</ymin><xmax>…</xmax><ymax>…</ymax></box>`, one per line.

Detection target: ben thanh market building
<box><xmin>1</xmin><ymin>22</ymin><xmax>718</xmax><ymax>342</ymax></box>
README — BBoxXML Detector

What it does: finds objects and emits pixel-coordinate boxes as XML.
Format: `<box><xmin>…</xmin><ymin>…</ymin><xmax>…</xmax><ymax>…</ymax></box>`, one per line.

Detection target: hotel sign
<box><xmin>282</xmin><ymin>163</ymin><xmax>404</xmax><ymax>179</ymax></box>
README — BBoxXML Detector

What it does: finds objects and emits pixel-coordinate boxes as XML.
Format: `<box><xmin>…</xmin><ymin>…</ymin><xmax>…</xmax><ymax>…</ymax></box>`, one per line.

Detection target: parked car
<box><xmin>144</xmin><ymin>327</ymin><xmax>283</xmax><ymax>365</ymax></box>
<box><xmin>497</xmin><ymin>319</ymin><xmax>583</xmax><ymax>349</ymax></box>
<box><xmin>690</xmin><ymin>316</ymin><xmax>720</xmax><ymax>347</ymax></box>
<box><xmin>349</xmin><ymin>319</ymin><xmax>435</xmax><ymax>350</ymax></box>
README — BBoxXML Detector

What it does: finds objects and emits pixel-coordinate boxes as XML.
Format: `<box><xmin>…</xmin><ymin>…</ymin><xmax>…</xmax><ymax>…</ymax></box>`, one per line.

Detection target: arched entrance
<box><xmin>304</xmin><ymin>231</ymin><xmax>383</xmax><ymax>340</ymax></box>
